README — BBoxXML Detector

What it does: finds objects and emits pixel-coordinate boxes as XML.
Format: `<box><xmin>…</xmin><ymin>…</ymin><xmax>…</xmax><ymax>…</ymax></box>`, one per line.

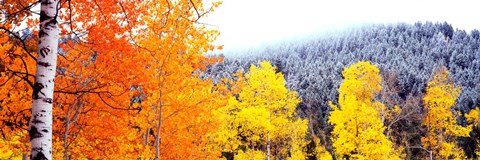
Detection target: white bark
<box><xmin>29</xmin><ymin>0</ymin><xmax>60</xmax><ymax>159</ymax></box>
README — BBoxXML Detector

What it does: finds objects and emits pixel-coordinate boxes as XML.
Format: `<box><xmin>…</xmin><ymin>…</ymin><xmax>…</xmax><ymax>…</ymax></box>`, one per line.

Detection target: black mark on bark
<box><xmin>32</xmin><ymin>150</ymin><xmax>48</xmax><ymax>160</ymax></box>
<box><xmin>38</xmin><ymin>61</ymin><xmax>51</xmax><ymax>67</ymax></box>
<box><xmin>32</xmin><ymin>83</ymin><xmax>45</xmax><ymax>99</ymax></box>
<box><xmin>51</xmin><ymin>19</ymin><xmax>58</xmax><ymax>25</ymax></box>
<box><xmin>41</xmin><ymin>0</ymin><xmax>53</xmax><ymax>5</ymax></box>
<box><xmin>39</xmin><ymin>48</ymin><xmax>51</xmax><ymax>58</ymax></box>
<box><xmin>39</xmin><ymin>30</ymin><xmax>48</xmax><ymax>38</ymax></box>
<box><xmin>29</xmin><ymin>126</ymin><xmax>43</xmax><ymax>140</ymax></box>
<box><xmin>39</xmin><ymin>11</ymin><xmax>49</xmax><ymax>22</ymax></box>
<box><xmin>31</xmin><ymin>118</ymin><xmax>44</xmax><ymax>124</ymax></box>
<box><xmin>43</xmin><ymin>98</ymin><xmax>53</xmax><ymax>104</ymax></box>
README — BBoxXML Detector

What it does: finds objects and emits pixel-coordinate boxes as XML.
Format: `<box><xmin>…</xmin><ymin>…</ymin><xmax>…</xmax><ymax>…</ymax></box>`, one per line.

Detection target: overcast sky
<box><xmin>202</xmin><ymin>0</ymin><xmax>480</xmax><ymax>53</ymax></box>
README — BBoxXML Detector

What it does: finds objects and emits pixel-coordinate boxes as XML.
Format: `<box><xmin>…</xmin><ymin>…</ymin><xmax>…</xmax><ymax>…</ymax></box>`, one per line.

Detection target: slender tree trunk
<box><xmin>154</xmin><ymin>91</ymin><xmax>164</xmax><ymax>160</ymax></box>
<box><xmin>154</xmin><ymin>105</ymin><xmax>163</xmax><ymax>160</ymax></box>
<box><xmin>29</xmin><ymin>0</ymin><xmax>60</xmax><ymax>159</ymax></box>
<box><xmin>64</xmin><ymin>111</ymin><xmax>70</xmax><ymax>160</ymax></box>
<box><xmin>144</xmin><ymin>128</ymin><xmax>150</xmax><ymax>145</ymax></box>
<box><xmin>63</xmin><ymin>96</ymin><xmax>82</xmax><ymax>160</ymax></box>
<box><xmin>267</xmin><ymin>112</ymin><xmax>271</xmax><ymax>160</ymax></box>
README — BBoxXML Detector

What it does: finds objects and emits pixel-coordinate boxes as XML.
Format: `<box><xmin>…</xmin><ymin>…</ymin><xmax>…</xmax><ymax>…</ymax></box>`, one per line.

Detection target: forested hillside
<box><xmin>205</xmin><ymin>21</ymin><xmax>480</xmax><ymax>159</ymax></box>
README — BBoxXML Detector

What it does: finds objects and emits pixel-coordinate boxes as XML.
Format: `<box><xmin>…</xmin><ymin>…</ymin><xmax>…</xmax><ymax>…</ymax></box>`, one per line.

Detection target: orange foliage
<box><xmin>0</xmin><ymin>31</ymin><xmax>36</xmax><ymax>157</ymax></box>
<box><xmin>1</xmin><ymin>0</ymin><xmax>225</xmax><ymax>159</ymax></box>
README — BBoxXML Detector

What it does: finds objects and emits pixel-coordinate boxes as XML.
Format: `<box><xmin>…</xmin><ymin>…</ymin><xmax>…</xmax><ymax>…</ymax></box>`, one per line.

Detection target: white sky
<box><xmin>202</xmin><ymin>0</ymin><xmax>480</xmax><ymax>53</ymax></box>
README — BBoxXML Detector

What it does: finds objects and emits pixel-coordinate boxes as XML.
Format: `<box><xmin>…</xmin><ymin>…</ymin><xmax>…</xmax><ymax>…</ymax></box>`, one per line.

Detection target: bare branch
<box><xmin>97</xmin><ymin>93</ymin><xmax>141</xmax><ymax>111</ymax></box>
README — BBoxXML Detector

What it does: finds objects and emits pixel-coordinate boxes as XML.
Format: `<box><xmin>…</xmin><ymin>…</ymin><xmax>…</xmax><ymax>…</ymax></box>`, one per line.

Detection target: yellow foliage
<box><xmin>329</xmin><ymin>61</ymin><xmax>400</xmax><ymax>160</ymax></box>
<box><xmin>0</xmin><ymin>130</ymin><xmax>28</xmax><ymax>160</ymax></box>
<box><xmin>213</xmin><ymin>61</ymin><xmax>308</xmax><ymax>159</ymax></box>
<box><xmin>466</xmin><ymin>107</ymin><xmax>480</xmax><ymax>126</ymax></box>
<box><xmin>313</xmin><ymin>138</ymin><xmax>332</xmax><ymax>160</ymax></box>
<box><xmin>339</xmin><ymin>61</ymin><xmax>382</xmax><ymax>102</ymax></box>
<box><xmin>421</xmin><ymin>66</ymin><xmax>470</xmax><ymax>159</ymax></box>
<box><xmin>235</xmin><ymin>149</ymin><xmax>266</xmax><ymax>160</ymax></box>
<box><xmin>438</xmin><ymin>142</ymin><xmax>465</xmax><ymax>160</ymax></box>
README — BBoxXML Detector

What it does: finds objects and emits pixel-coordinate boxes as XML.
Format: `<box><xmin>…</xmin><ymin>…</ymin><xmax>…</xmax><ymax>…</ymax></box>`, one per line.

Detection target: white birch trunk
<box><xmin>29</xmin><ymin>0</ymin><xmax>60</xmax><ymax>159</ymax></box>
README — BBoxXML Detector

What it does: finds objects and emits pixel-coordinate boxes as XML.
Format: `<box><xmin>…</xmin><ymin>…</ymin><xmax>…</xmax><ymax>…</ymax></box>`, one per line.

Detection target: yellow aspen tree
<box><xmin>328</xmin><ymin>61</ymin><xmax>400</xmax><ymax>160</ymax></box>
<box><xmin>213</xmin><ymin>61</ymin><xmax>308</xmax><ymax>160</ymax></box>
<box><xmin>421</xmin><ymin>66</ymin><xmax>472</xmax><ymax>159</ymax></box>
